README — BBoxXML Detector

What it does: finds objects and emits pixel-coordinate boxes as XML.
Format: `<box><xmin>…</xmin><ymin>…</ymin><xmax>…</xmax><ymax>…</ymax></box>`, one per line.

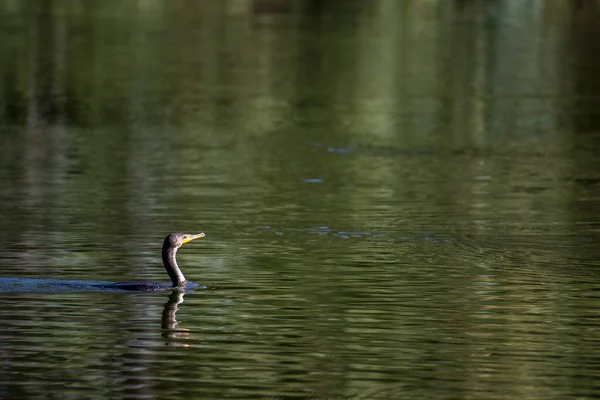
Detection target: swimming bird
<box><xmin>104</xmin><ymin>232</ymin><xmax>205</xmax><ymax>291</ymax></box>
<box><xmin>162</xmin><ymin>232</ymin><xmax>205</xmax><ymax>287</ymax></box>
<box><xmin>0</xmin><ymin>233</ymin><xmax>205</xmax><ymax>293</ymax></box>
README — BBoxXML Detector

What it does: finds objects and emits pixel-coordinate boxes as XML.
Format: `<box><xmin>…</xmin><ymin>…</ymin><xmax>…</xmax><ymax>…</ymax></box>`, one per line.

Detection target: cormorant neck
<box><xmin>162</xmin><ymin>244</ymin><xmax>186</xmax><ymax>287</ymax></box>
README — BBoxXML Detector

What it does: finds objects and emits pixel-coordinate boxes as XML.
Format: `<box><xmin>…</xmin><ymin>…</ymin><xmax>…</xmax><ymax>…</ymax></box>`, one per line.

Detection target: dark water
<box><xmin>1</xmin><ymin>1</ymin><xmax>599</xmax><ymax>399</ymax></box>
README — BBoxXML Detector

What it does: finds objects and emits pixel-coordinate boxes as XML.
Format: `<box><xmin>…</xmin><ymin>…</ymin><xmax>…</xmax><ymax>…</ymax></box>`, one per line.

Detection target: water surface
<box><xmin>0</xmin><ymin>1</ymin><xmax>599</xmax><ymax>399</ymax></box>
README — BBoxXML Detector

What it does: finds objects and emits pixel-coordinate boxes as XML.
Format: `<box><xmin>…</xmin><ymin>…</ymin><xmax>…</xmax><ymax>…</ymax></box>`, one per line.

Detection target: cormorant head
<box><xmin>164</xmin><ymin>232</ymin><xmax>205</xmax><ymax>250</ymax></box>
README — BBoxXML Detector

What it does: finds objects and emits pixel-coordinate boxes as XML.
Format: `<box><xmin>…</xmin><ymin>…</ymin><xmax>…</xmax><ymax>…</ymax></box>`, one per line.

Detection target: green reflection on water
<box><xmin>0</xmin><ymin>0</ymin><xmax>599</xmax><ymax>399</ymax></box>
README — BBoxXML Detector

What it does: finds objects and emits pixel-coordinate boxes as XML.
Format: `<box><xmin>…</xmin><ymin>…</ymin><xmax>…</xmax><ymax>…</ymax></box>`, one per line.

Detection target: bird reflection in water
<box><xmin>161</xmin><ymin>289</ymin><xmax>192</xmax><ymax>346</ymax></box>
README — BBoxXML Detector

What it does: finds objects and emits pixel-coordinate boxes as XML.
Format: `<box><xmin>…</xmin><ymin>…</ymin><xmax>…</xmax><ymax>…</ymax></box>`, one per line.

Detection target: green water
<box><xmin>0</xmin><ymin>1</ymin><xmax>599</xmax><ymax>399</ymax></box>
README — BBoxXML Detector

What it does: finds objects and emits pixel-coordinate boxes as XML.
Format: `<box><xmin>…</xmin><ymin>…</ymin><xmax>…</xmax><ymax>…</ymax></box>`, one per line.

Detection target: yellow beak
<box><xmin>182</xmin><ymin>232</ymin><xmax>205</xmax><ymax>245</ymax></box>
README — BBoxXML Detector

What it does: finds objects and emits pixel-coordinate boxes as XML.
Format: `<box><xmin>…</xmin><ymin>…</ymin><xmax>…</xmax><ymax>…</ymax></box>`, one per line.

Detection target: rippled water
<box><xmin>1</xmin><ymin>1</ymin><xmax>600</xmax><ymax>399</ymax></box>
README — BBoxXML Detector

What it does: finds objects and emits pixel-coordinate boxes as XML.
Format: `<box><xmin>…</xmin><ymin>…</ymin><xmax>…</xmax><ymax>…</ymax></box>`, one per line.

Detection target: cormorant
<box><xmin>104</xmin><ymin>232</ymin><xmax>205</xmax><ymax>291</ymax></box>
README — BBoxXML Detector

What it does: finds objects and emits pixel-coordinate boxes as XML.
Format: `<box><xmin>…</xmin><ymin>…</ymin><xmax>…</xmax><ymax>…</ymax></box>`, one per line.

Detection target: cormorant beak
<box><xmin>182</xmin><ymin>232</ymin><xmax>205</xmax><ymax>245</ymax></box>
